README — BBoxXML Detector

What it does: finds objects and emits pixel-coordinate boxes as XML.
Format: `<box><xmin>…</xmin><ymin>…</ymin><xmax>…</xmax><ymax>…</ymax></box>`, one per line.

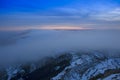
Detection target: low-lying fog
<box><xmin>0</xmin><ymin>30</ymin><xmax>120</xmax><ymax>65</ymax></box>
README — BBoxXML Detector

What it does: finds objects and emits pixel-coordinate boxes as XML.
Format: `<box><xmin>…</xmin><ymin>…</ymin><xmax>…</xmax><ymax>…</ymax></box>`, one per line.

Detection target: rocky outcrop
<box><xmin>52</xmin><ymin>52</ymin><xmax>120</xmax><ymax>80</ymax></box>
<box><xmin>0</xmin><ymin>51</ymin><xmax>120</xmax><ymax>80</ymax></box>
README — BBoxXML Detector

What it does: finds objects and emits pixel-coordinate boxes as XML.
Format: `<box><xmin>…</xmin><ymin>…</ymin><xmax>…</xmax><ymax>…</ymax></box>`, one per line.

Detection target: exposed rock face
<box><xmin>0</xmin><ymin>51</ymin><xmax>120</xmax><ymax>80</ymax></box>
<box><xmin>52</xmin><ymin>52</ymin><xmax>120</xmax><ymax>80</ymax></box>
<box><xmin>22</xmin><ymin>53</ymin><xmax>72</xmax><ymax>80</ymax></box>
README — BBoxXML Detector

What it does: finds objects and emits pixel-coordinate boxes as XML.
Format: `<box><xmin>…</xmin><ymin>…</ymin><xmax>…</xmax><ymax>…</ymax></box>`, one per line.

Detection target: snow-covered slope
<box><xmin>0</xmin><ymin>51</ymin><xmax>120</xmax><ymax>80</ymax></box>
<box><xmin>52</xmin><ymin>52</ymin><xmax>120</xmax><ymax>80</ymax></box>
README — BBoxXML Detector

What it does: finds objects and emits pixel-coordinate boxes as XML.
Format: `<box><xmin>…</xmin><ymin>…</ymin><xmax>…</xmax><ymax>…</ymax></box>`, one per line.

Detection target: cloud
<box><xmin>0</xmin><ymin>12</ymin><xmax>97</xmax><ymax>29</ymax></box>
<box><xmin>0</xmin><ymin>0</ymin><xmax>120</xmax><ymax>30</ymax></box>
<box><xmin>54</xmin><ymin>8</ymin><xmax>82</xmax><ymax>15</ymax></box>
<box><xmin>90</xmin><ymin>8</ymin><xmax>120</xmax><ymax>21</ymax></box>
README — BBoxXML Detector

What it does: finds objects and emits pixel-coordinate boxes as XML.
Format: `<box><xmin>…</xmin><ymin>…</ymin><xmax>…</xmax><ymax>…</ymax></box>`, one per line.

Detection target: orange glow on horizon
<box><xmin>0</xmin><ymin>25</ymin><xmax>91</xmax><ymax>31</ymax></box>
<box><xmin>39</xmin><ymin>26</ymin><xmax>88</xmax><ymax>30</ymax></box>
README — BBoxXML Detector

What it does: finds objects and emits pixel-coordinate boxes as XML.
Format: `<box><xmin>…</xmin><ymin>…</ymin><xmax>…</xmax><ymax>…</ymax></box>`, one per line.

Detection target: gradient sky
<box><xmin>0</xmin><ymin>0</ymin><xmax>120</xmax><ymax>30</ymax></box>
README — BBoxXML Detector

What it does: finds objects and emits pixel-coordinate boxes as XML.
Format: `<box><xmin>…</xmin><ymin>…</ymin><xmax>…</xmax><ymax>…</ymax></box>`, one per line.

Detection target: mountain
<box><xmin>0</xmin><ymin>30</ymin><xmax>120</xmax><ymax>80</ymax></box>
<box><xmin>0</xmin><ymin>51</ymin><xmax>120</xmax><ymax>80</ymax></box>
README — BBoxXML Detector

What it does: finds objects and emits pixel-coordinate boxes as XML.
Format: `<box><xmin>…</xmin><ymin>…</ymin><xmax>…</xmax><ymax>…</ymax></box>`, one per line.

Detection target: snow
<box><xmin>103</xmin><ymin>73</ymin><xmax>120</xmax><ymax>80</ymax></box>
<box><xmin>30</xmin><ymin>64</ymin><xmax>36</xmax><ymax>72</ymax></box>
<box><xmin>6</xmin><ymin>65</ymin><xmax>21</xmax><ymax>80</ymax></box>
<box><xmin>71</xmin><ymin>59</ymin><xmax>83</xmax><ymax>67</ymax></box>
<box><xmin>52</xmin><ymin>71</ymin><xmax>66</xmax><ymax>80</ymax></box>
<box><xmin>52</xmin><ymin>53</ymin><xmax>93</xmax><ymax>80</ymax></box>
<box><xmin>54</xmin><ymin>66</ymin><xmax>60</xmax><ymax>71</ymax></box>
<box><xmin>52</xmin><ymin>52</ymin><xmax>120</xmax><ymax>80</ymax></box>
<box><xmin>81</xmin><ymin>58</ymin><xmax>120</xmax><ymax>80</ymax></box>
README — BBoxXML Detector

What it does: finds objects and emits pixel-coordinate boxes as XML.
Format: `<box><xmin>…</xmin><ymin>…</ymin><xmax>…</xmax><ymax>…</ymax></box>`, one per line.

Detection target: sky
<box><xmin>0</xmin><ymin>0</ymin><xmax>120</xmax><ymax>30</ymax></box>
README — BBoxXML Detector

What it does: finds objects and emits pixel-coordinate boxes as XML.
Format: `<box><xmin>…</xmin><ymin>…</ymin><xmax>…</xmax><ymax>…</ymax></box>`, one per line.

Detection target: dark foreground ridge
<box><xmin>10</xmin><ymin>53</ymin><xmax>72</xmax><ymax>80</ymax></box>
<box><xmin>23</xmin><ymin>54</ymin><xmax>72</xmax><ymax>80</ymax></box>
<box><xmin>0</xmin><ymin>51</ymin><xmax>120</xmax><ymax>80</ymax></box>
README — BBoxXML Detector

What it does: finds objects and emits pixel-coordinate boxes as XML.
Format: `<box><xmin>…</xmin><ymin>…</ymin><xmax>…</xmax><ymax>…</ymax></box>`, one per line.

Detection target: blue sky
<box><xmin>0</xmin><ymin>0</ymin><xmax>120</xmax><ymax>30</ymax></box>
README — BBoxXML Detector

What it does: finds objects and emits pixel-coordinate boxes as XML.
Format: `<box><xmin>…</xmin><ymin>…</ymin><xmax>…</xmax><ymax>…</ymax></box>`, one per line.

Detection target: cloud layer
<box><xmin>0</xmin><ymin>0</ymin><xmax>120</xmax><ymax>30</ymax></box>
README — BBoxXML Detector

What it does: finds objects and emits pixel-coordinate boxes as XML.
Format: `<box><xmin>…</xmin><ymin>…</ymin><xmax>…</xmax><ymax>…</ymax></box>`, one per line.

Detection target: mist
<box><xmin>0</xmin><ymin>30</ymin><xmax>120</xmax><ymax>65</ymax></box>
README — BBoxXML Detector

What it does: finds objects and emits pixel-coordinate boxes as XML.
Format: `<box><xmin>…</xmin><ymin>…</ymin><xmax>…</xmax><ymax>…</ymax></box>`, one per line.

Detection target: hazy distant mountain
<box><xmin>0</xmin><ymin>30</ymin><xmax>30</xmax><ymax>46</ymax></box>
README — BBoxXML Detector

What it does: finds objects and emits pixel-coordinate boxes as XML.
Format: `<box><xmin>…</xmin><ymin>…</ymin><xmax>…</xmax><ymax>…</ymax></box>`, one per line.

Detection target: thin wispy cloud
<box><xmin>90</xmin><ymin>8</ymin><xmax>120</xmax><ymax>21</ymax></box>
<box><xmin>0</xmin><ymin>0</ymin><xmax>120</xmax><ymax>30</ymax></box>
